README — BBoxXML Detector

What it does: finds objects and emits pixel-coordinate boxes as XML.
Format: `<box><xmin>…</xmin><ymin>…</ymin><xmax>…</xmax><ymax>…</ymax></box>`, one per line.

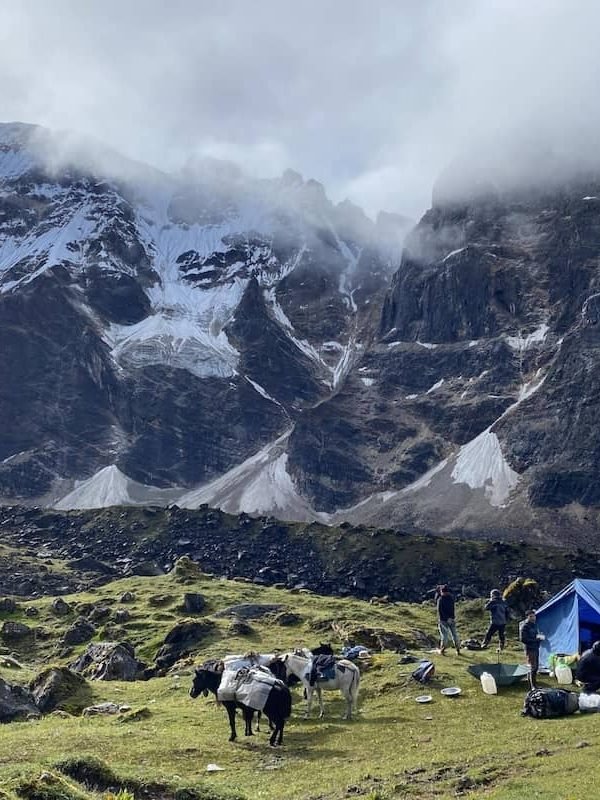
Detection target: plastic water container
<box><xmin>555</xmin><ymin>665</ymin><xmax>573</xmax><ymax>685</ymax></box>
<box><xmin>480</xmin><ymin>671</ymin><xmax>497</xmax><ymax>695</ymax></box>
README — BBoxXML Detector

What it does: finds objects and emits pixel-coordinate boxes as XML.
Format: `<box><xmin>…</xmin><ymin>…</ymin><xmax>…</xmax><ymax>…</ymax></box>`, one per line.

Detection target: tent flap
<box><xmin>535</xmin><ymin>578</ymin><xmax>600</xmax><ymax>665</ymax></box>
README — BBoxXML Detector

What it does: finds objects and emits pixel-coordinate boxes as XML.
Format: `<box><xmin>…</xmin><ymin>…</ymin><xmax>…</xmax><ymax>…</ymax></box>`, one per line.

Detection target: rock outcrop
<box><xmin>0</xmin><ymin>676</ymin><xmax>39</xmax><ymax>722</ymax></box>
<box><xmin>30</xmin><ymin>667</ymin><xmax>90</xmax><ymax>713</ymax></box>
<box><xmin>70</xmin><ymin>642</ymin><xmax>145</xmax><ymax>681</ymax></box>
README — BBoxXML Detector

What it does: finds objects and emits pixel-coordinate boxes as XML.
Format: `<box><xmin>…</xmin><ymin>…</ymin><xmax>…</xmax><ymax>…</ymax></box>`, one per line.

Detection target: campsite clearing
<box><xmin>0</xmin><ymin>572</ymin><xmax>598</xmax><ymax>800</ymax></box>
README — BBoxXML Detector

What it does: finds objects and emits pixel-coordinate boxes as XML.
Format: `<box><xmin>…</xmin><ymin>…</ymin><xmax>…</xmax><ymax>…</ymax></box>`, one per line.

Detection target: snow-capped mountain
<box><xmin>0</xmin><ymin>122</ymin><xmax>406</xmax><ymax>513</ymax></box>
<box><xmin>3</xmin><ymin>122</ymin><xmax>600</xmax><ymax>548</ymax></box>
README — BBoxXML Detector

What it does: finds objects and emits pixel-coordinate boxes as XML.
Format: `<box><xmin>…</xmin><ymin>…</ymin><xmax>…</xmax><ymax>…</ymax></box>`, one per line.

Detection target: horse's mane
<box><xmin>293</xmin><ymin>647</ymin><xmax>312</xmax><ymax>659</ymax></box>
<box><xmin>201</xmin><ymin>658</ymin><xmax>224</xmax><ymax>673</ymax></box>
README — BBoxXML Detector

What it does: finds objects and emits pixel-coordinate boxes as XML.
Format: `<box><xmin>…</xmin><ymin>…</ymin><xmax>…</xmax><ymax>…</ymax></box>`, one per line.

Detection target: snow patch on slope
<box><xmin>54</xmin><ymin>465</ymin><xmax>178</xmax><ymax>510</ymax></box>
<box><xmin>506</xmin><ymin>323</ymin><xmax>549</xmax><ymax>351</ymax></box>
<box><xmin>179</xmin><ymin>432</ymin><xmax>326</xmax><ymax>522</ymax></box>
<box><xmin>107</xmin><ymin>279</ymin><xmax>246</xmax><ymax>378</ymax></box>
<box><xmin>451</xmin><ymin>430</ymin><xmax>518</xmax><ymax>507</ymax></box>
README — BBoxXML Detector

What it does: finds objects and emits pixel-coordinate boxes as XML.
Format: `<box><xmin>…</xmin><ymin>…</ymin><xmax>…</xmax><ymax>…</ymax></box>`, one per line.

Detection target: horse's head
<box><xmin>267</xmin><ymin>657</ymin><xmax>287</xmax><ymax>683</ymax></box>
<box><xmin>190</xmin><ymin>667</ymin><xmax>211</xmax><ymax>699</ymax></box>
<box><xmin>314</xmin><ymin>642</ymin><xmax>334</xmax><ymax>656</ymax></box>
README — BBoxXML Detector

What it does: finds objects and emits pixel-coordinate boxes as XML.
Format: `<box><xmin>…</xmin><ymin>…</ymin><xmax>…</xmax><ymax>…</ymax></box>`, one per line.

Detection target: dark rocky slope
<box><xmin>0</xmin><ymin>505</ymin><xmax>598</xmax><ymax>602</ymax></box>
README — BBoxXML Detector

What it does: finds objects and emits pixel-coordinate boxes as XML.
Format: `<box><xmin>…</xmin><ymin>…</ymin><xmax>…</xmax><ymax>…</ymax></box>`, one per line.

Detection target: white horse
<box><xmin>281</xmin><ymin>649</ymin><xmax>360</xmax><ymax>719</ymax></box>
<box><xmin>223</xmin><ymin>652</ymin><xmax>278</xmax><ymax>671</ymax></box>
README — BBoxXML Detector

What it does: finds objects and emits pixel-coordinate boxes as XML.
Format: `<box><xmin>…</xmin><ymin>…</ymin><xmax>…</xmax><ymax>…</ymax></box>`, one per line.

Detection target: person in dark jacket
<box><xmin>576</xmin><ymin>641</ymin><xmax>600</xmax><ymax>693</ymax></box>
<box><xmin>519</xmin><ymin>609</ymin><xmax>544</xmax><ymax>689</ymax></box>
<box><xmin>435</xmin><ymin>584</ymin><xmax>461</xmax><ymax>655</ymax></box>
<box><xmin>482</xmin><ymin>589</ymin><xmax>510</xmax><ymax>649</ymax></box>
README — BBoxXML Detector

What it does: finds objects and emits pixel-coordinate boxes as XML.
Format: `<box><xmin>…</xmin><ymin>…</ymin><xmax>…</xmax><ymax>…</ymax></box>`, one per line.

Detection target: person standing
<box><xmin>435</xmin><ymin>584</ymin><xmax>461</xmax><ymax>655</ymax></box>
<box><xmin>482</xmin><ymin>589</ymin><xmax>510</xmax><ymax>649</ymax></box>
<box><xmin>519</xmin><ymin>609</ymin><xmax>544</xmax><ymax>689</ymax></box>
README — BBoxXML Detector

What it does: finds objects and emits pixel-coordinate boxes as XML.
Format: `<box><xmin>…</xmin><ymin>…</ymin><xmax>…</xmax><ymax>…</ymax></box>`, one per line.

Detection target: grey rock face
<box><xmin>30</xmin><ymin>667</ymin><xmax>89</xmax><ymax>713</ymax></box>
<box><xmin>4</xmin><ymin>122</ymin><xmax>600</xmax><ymax>542</ymax></box>
<box><xmin>0</xmin><ymin>622</ymin><xmax>32</xmax><ymax>641</ymax></box>
<box><xmin>70</xmin><ymin>641</ymin><xmax>144</xmax><ymax>681</ymax></box>
<box><xmin>0</xmin><ymin>123</ymin><xmax>395</xmax><ymax>508</ymax></box>
<box><xmin>63</xmin><ymin>618</ymin><xmax>96</xmax><ymax>645</ymax></box>
<box><xmin>0</xmin><ymin>676</ymin><xmax>39</xmax><ymax>722</ymax></box>
<box><xmin>181</xmin><ymin>593</ymin><xmax>206</xmax><ymax>614</ymax></box>
<box><xmin>154</xmin><ymin>619</ymin><xmax>214</xmax><ymax>669</ymax></box>
<box><xmin>289</xmin><ymin>177</ymin><xmax>600</xmax><ymax>533</ymax></box>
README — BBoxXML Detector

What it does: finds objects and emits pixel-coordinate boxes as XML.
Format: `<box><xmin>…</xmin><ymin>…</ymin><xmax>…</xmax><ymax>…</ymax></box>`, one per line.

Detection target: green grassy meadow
<box><xmin>0</xmin><ymin>570</ymin><xmax>598</xmax><ymax>800</ymax></box>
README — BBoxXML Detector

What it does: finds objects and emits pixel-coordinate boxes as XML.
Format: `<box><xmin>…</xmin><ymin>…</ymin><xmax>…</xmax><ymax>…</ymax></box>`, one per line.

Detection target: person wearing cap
<box><xmin>481</xmin><ymin>589</ymin><xmax>510</xmax><ymax>650</ymax></box>
<box><xmin>519</xmin><ymin>609</ymin><xmax>545</xmax><ymax>689</ymax></box>
<box><xmin>435</xmin><ymin>584</ymin><xmax>461</xmax><ymax>655</ymax></box>
<box><xmin>576</xmin><ymin>641</ymin><xmax>600</xmax><ymax>694</ymax></box>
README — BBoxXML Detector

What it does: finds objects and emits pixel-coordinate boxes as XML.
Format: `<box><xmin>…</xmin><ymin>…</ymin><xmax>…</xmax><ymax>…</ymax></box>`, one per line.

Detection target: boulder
<box><xmin>30</xmin><ymin>667</ymin><xmax>90</xmax><ymax>713</ymax></box>
<box><xmin>70</xmin><ymin>642</ymin><xmax>145</xmax><ymax>681</ymax></box>
<box><xmin>272</xmin><ymin>611</ymin><xmax>302</xmax><ymax>626</ymax></box>
<box><xmin>154</xmin><ymin>619</ymin><xmax>215</xmax><ymax>670</ymax></box>
<box><xmin>1</xmin><ymin>621</ymin><xmax>33</xmax><ymax>641</ymax></box>
<box><xmin>0</xmin><ymin>598</ymin><xmax>17</xmax><ymax>613</ymax></box>
<box><xmin>214</xmin><ymin>603</ymin><xmax>284</xmax><ymax>619</ymax></box>
<box><xmin>113</xmin><ymin>609</ymin><xmax>131</xmax><ymax>624</ymax></box>
<box><xmin>119</xmin><ymin>591</ymin><xmax>136</xmax><ymax>603</ymax></box>
<box><xmin>88</xmin><ymin>605</ymin><xmax>111</xmax><ymax>623</ymax></box>
<box><xmin>63</xmin><ymin>618</ymin><xmax>96</xmax><ymax>645</ymax></box>
<box><xmin>82</xmin><ymin>702</ymin><xmax>129</xmax><ymax>717</ymax></box>
<box><xmin>24</xmin><ymin>607</ymin><xmax>39</xmax><ymax>617</ymax></box>
<box><xmin>51</xmin><ymin>598</ymin><xmax>71</xmax><ymax>616</ymax></box>
<box><xmin>229</xmin><ymin>616</ymin><xmax>254</xmax><ymax>636</ymax></box>
<box><xmin>0</xmin><ymin>676</ymin><xmax>39</xmax><ymax>722</ymax></box>
<box><xmin>129</xmin><ymin>561</ymin><xmax>165</xmax><ymax>577</ymax></box>
<box><xmin>148</xmin><ymin>594</ymin><xmax>174</xmax><ymax>608</ymax></box>
<box><xmin>182</xmin><ymin>593</ymin><xmax>206</xmax><ymax>614</ymax></box>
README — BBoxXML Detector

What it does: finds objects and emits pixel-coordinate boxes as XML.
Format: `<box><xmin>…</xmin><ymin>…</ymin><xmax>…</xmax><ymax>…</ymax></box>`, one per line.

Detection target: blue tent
<box><xmin>536</xmin><ymin>579</ymin><xmax>600</xmax><ymax>665</ymax></box>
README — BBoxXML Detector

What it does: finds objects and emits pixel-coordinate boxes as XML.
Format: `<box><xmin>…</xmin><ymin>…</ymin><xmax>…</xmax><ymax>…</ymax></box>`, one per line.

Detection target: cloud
<box><xmin>2</xmin><ymin>1</ymin><xmax>600</xmax><ymax>218</ymax></box>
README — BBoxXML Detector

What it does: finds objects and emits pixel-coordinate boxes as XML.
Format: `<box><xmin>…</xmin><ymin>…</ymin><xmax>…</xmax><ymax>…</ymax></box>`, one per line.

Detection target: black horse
<box><xmin>190</xmin><ymin>664</ymin><xmax>292</xmax><ymax>746</ymax></box>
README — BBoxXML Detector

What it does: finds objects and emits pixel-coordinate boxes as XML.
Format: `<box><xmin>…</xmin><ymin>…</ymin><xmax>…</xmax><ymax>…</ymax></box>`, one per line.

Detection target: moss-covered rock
<box><xmin>29</xmin><ymin>667</ymin><xmax>91</xmax><ymax>714</ymax></box>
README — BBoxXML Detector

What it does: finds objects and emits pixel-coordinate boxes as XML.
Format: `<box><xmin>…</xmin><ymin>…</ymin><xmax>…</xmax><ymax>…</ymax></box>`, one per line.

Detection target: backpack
<box><xmin>412</xmin><ymin>660</ymin><xmax>435</xmax><ymax>684</ymax></box>
<box><xmin>521</xmin><ymin>688</ymin><xmax>580</xmax><ymax>719</ymax></box>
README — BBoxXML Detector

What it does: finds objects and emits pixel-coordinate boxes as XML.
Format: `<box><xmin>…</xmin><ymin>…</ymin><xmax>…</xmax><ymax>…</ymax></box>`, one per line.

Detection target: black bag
<box><xmin>521</xmin><ymin>688</ymin><xmax>579</xmax><ymax>718</ymax></box>
<box><xmin>412</xmin><ymin>660</ymin><xmax>435</xmax><ymax>684</ymax></box>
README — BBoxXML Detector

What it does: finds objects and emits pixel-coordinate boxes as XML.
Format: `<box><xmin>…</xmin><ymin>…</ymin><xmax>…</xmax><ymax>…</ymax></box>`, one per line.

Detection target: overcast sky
<box><xmin>1</xmin><ymin>1</ymin><xmax>600</xmax><ymax>219</ymax></box>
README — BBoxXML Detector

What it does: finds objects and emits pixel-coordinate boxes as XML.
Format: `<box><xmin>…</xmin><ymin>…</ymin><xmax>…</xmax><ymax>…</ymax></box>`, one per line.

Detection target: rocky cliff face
<box><xmin>0</xmin><ymin>123</ymin><xmax>405</xmax><ymax>509</ymax></box>
<box><xmin>314</xmin><ymin>178</ymin><xmax>600</xmax><ymax>544</ymax></box>
<box><xmin>3</xmin><ymin>123</ymin><xmax>600</xmax><ymax>547</ymax></box>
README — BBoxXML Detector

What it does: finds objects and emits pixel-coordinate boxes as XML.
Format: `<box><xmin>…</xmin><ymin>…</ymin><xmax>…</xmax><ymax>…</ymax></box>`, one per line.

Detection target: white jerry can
<box><xmin>555</xmin><ymin>664</ymin><xmax>573</xmax><ymax>685</ymax></box>
<box><xmin>480</xmin><ymin>671</ymin><xmax>498</xmax><ymax>694</ymax></box>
